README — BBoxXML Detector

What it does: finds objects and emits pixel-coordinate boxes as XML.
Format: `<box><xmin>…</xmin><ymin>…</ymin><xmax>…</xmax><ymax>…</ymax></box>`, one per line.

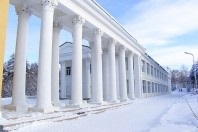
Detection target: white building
<box><xmin>5</xmin><ymin>0</ymin><xmax>171</xmax><ymax>113</ymax></box>
<box><xmin>59</xmin><ymin>41</ymin><xmax>170</xmax><ymax>103</ymax></box>
<box><xmin>59</xmin><ymin>42</ymin><xmax>91</xmax><ymax>100</ymax></box>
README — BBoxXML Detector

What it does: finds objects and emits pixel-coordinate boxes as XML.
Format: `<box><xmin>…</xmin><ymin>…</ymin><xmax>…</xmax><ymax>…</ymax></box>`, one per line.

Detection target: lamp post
<box><xmin>184</xmin><ymin>52</ymin><xmax>197</xmax><ymax>92</ymax></box>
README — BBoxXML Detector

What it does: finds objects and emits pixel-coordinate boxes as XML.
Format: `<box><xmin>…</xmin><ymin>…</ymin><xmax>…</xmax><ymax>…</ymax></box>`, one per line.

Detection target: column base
<box><xmin>52</xmin><ymin>102</ymin><xmax>60</xmax><ymax>107</ymax></box>
<box><xmin>129</xmin><ymin>97</ymin><xmax>135</xmax><ymax>100</ymax></box>
<box><xmin>4</xmin><ymin>104</ymin><xmax>28</xmax><ymax>112</ymax></box>
<box><xmin>89</xmin><ymin>100</ymin><xmax>105</xmax><ymax>105</ymax></box>
<box><xmin>65</xmin><ymin>100</ymin><xmax>83</xmax><ymax>108</ymax></box>
<box><xmin>65</xmin><ymin>104</ymin><xmax>81</xmax><ymax>108</ymax></box>
<box><xmin>29</xmin><ymin>106</ymin><xmax>56</xmax><ymax>113</ymax></box>
<box><xmin>120</xmin><ymin>99</ymin><xmax>128</xmax><ymax>102</ymax></box>
<box><xmin>106</xmin><ymin>99</ymin><xmax>120</xmax><ymax>104</ymax></box>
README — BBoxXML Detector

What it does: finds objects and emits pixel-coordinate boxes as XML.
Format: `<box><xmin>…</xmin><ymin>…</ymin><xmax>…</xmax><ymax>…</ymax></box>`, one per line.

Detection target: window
<box><xmin>66</xmin><ymin>67</ymin><xmax>71</xmax><ymax>75</ymax></box>
<box><xmin>142</xmin><ymin>60</ymin><xmax>145</xmax><ymax>72</ymax></box>
<box><xmin>142</xmin><ymin>80</ymin><xmax>146</xmax><ymax>93</ymax></box>
<box><xmin>151</xmin><ymin>66</ymin><xmax>154</xmax><ymax>76</ymax></box>
<box><xmin>147</xmin><ymin>81</ymin><xmax>151</xmax><ymax>93</ymax></box>
<box><xmin>155</xmin><ymin>83</ymin><xmax>158</xmax><ymax>93</ymax></box>
<box><xmin>158</xmin><ymin>84</ymin><xmax>161</xmax><ymax>93</ymax></box>
<box><xmin>152</xmin><ymin>82</ymin><xmax>154</xmax><ymax>93</ymax></box>
<box><xmin>154</xmin><ymin>68</ymin><xmax>156</xmax><ymax>77</ymax></box>
<box><xmin>147</xmin><ymin>63</ymin><xmax>150</xmax><ymax>74</ymax></box>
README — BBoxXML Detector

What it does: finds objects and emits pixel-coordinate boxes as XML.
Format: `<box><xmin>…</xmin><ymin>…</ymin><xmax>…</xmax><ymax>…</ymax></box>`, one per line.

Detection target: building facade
<box><xmin>3</xmin><ymin>0</ymin><xmax>171</xmax><ymax>114</ymax></box>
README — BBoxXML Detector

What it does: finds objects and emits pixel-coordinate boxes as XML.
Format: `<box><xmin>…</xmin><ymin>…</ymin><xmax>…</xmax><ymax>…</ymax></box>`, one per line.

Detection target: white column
<box><xmin>128</xmin><ymin>51</ymin><xmax>135</xmax><ymax>99</ymax></box>
<box><xmin>108</xmin><ymin>38</ymin><xmax>117</xmax><ymax>101</ymax></box>
<box><xmin>116</xmin><ymin>56</ymin><xmax>120</xmax><ymax>99</ymax></box>
<box><xmin>83</xmin><ymin>58</ymin><xmax>91</xmax><ymax>99</ymax></box>
<box><xmin>36</xmin><ymin>0</ymin><xmax>57</xmax><ymax>112</ymax></box>
<box><xmin>60</xmin><ymin>61</ymin><xmax>66</xmax><ymax>99</ymax></box>
<box><xmin>134</xmin><ymin>54</ymin><xmax>142</xmax><ymax>98</ymax></box>
<box><xmin>10</xmin><ymin>5</ymin><xmax>30</xmax><ymax>111</ymax></box>
<box><xmin>102</xmin><ymin>49</ymin><xmax>109</xmax><ymax>100</ymax></box>
<box><xmin>92</xmin><ymin>28</ymin><xmax>103</xmax><ymax>103</ymax></box>
<box><xmin>119</xmin><ymin>46</ymin><xmax>127</xmax><ymax>102</ymax></box>
<box><xmin>51</xmin><ymin>23</ymin><xmax>62</xmax><ymax>106</ymax></box>
<box><xmin>70</xmin><ymin>15</ymin><xmax>85</xmax><ymax>106</ymax></box>
<box><xmin>90</xmin><ymin>42</ymin><xmax>95</xmax><ymax>101</ymax></box>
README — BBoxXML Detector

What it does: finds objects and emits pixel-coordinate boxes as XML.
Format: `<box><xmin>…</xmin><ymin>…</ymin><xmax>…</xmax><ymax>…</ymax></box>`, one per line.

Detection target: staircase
<box><xmin>0</xmin><ymin>102</ymin><xmax>132</xmax><ymax>132</ymax></box>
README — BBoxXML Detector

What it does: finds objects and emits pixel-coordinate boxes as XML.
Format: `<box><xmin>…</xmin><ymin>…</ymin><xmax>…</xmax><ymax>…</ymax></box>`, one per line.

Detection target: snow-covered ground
<box><xmin>2</xmin><ymin>90</ymin><xmax>198</xmax><ymax>132</ymax></box>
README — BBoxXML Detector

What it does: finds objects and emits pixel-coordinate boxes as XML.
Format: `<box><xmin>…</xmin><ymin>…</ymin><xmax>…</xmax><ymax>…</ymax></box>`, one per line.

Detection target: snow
<box><xmin>1</xmin><ymin>90</ymin><xmax>198</xmax><ymax>132</ymax></box>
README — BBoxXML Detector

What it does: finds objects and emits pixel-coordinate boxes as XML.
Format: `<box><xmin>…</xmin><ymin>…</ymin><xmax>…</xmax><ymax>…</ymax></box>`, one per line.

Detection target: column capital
<box><xmin>127</xmin><ymin>51</ymin><xmax>134</xmax><ymax>56</ymax></box>
<box><xmin>94</xmin><ymin>28</ymin><xmax>103</xmax><ymax>36</ymax></box>
<box><xmin>15</xmin><ymin>5</ymin><xmax>31</xmax><ymax>17</ymax></box>
<box><xmin>53</xmin><ymin>22</ymin><xmax>63</xmax><ymax>32</ymax></box>
<box><xmin>119</xmin><ymin>46</ymin><xmax>126</xmax><ymax>52</ymax></box>
<box><xmin>41</xmin><ymin>0</ymin><xmax>58</xmax><ymax>7</ymax></box>
<box><xmin>72</xmin><ymin>15</ymin><xmax>85</xmax><ymax>25</ymax></box>
<box><xmin>108</xmin><ymin>38</ymin><xmax>116</xmax><ymax>45</ymax></box>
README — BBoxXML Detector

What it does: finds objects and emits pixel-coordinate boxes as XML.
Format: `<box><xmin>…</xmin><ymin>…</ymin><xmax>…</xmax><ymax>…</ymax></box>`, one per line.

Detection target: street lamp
<box><xmin>184</xmin><ymin>52</ymin><xmax>197</xmax><ymax>92</ymax></box>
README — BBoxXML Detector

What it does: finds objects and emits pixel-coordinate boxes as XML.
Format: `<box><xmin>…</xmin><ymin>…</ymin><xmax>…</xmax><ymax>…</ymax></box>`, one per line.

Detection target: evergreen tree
<box><xmin>189</xmin><ymin>61</ymin><xmax>198</xmax><ymax>87</ymax></box>
<box><xmin>26</xmin><ymin>63</ymin><xmax>38</xmax><ymax>96</ymax></box>
<box><xmin>2</xmin><ymin>54</ymin><xmax>15</xmax><ymax>97</ymax></box>
<box><xmin>2</xmin><ymin>53</ymin><xmax>38</xmax><ymax>97</ymax></box>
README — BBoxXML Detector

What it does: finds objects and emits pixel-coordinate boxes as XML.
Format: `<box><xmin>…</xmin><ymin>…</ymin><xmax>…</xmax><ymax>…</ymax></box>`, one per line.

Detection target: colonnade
<box><xmin>6</xmin><ymin>1</ymin><xmax>141</xmax><ymax>113</ymax></box>
<box><xmin>60</xmin><ymin>41</ymin><xmax>139</xmax><ymax>104</ymax></box>
<box><xmin>5</xmin><ymin>0</ymin><xmax>170</xmax><ymax>113</ymax></box>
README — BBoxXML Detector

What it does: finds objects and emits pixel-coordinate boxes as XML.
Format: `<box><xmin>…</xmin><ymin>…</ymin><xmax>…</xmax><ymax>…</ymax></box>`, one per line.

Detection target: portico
<box><xmin>3</xmin><ymin>0</ymin><xmax>171</xmax><ymax>113</ymax></box>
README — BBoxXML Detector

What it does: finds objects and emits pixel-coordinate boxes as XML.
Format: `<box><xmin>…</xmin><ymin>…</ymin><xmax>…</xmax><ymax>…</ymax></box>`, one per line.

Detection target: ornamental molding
<box><xmin>72</xmin><ymin>15</ymin><xmax>85</xmax><ymax>25</ymax></box>
<box><xmin>94</xmin><ymin>28</ymin><xmax>103</xmax><ymax>36</ymax></box>
<box><xmin>108</xmin><ymin>38</ymin><xmax>116</xmax><ymax>45</ymax></box>
<box><xmin>53</xmin><ymin>22</ymin><xmax>63</xmax><ymax>32</ymax></box>
<box><xmin>41</xmin><ymin>0</ymin><xmax>58</xmax><ymax>7</ymax></box>
<box><xmin>127</xmin><ymin>51</ymin><xmax>134</xmax><ymax>56</ymax></box>
<box><xmin>119</xmin><ymin>45</ymin><xmax>126</xmax><ymax>52</ymax></box>
<box><xmin>15</xmin><ymin>5</ymin><xmax>31</xmax><ymax>16</ymax></box>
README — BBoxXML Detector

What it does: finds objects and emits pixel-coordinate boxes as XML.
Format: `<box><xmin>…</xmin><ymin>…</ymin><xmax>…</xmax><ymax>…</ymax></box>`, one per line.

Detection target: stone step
<box><xmin>0</xmin><ymin>102</ymin><xmax>132</xmax><ymax>131</ymax></box>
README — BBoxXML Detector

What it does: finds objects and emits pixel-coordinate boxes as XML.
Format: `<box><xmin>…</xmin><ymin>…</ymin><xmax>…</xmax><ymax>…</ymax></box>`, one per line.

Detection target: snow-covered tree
<box><xmin>171</xmin><ymin>65</ymin><xmax>189</xmax><ymax>89</ymax></box>
<box><xmin>26</xmin><ymin>63</ymin><xmax>38</xmax><ymax>96</ymax></box>
<box><xmin>2</xmin><ymin>54</ymin><xmax>15</xmax><ymax>97</ymax></box>
<box><xmin>179</xmin><ymin>65</ymin><xmax>189</xmax><ymax>88</ymax></box>
<box><xmin>189</xmin><ymin>61</ymin><xmax>198</xmax><ymax>87</ymax></box>
<box><xmin>2</xmin><ymin>53</ymin><xmax>38</xmax><ymax>97</ymax></box>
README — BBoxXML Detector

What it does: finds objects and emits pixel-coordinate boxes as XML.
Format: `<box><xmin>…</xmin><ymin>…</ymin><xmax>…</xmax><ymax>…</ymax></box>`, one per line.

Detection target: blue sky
<box><xmin>5</xmin><ymin>0</ymin><xmax>198</xmax><ymax>70</ymax></box>
<box><xmin>96</xmin><ymin>0</ymin><xmax>198</xmax><ymax>70</ymax></box>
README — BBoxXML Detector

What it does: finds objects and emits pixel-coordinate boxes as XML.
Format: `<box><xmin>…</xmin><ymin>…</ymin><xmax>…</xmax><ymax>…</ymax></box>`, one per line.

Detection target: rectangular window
<box><xmin>147</xmin><ymin>81</ymin><xmax>151</xmax><ymax>93</ymax></box>
<box><xmin>142</xmin><ymin>80</ymin><xmax>146</xmax><ymax>93</ymax></box>
<box><xmin>155</xmin><ymin>83</ymin><xmax>158</xmax><ymax>93</ymax></box>
<box><xmin>151</xmin><ymin>66</ymin><xmax>153</xmax><ymax>76</ymax></box>
<box><xmin>147</xmin><ymin>63</ymin><xmax>150</xmax><ymax>74</ymax></box>
<box><xmin>157</xmin><ymin>70</ymin><xmax>159</xmax><ymax>78</ymax></box>
<box><xmin>152</xmin><ymin>82</ymin><xmax>154</xmax><ymax>93</ymax></box>
<box><xmin>142</xmin><ymin>60</ymin><xmax>145</xmax><ymax>72</ymax></box>
<box><xmin>66</xmin><ymin>67</ymin><xmax>71</xmax><ymax>75</ymax></box>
